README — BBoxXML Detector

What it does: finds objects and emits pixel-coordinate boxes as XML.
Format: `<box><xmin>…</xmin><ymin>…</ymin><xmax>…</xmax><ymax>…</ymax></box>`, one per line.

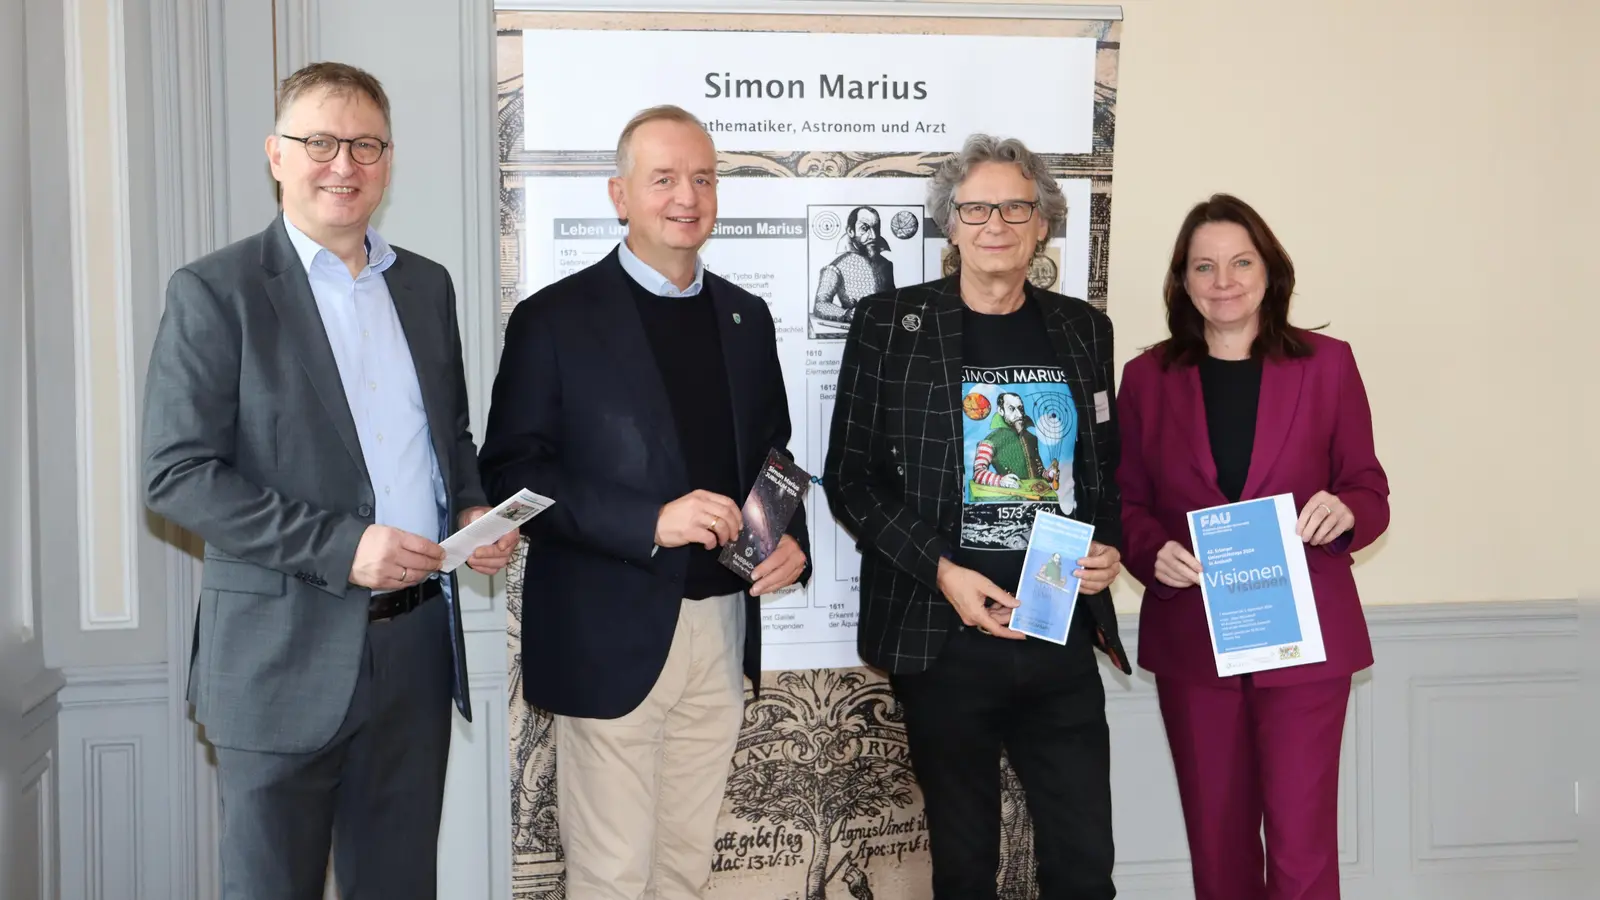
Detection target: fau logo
<box><xmin>1199</xmin><ymin>511</ymin><xmax>1231</xmax><ymax>527</ymax></box>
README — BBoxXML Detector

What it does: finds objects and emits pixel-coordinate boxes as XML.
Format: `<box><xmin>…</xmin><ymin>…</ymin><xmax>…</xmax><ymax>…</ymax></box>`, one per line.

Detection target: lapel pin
<box><xmin>901</xmin><ymin>313</ymin><xmax>922</xmax><ymax>332</ymax></box>
<box><xmin>733</xmin><ymin>313</ymin><xmax>742</xmax><ymax>324</ymax></box>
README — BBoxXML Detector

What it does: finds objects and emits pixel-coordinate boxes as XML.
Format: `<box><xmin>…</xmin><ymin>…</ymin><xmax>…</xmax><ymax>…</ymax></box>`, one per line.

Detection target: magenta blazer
<box><xmin>1117</xmin><ymin>332</ymin><xmax>1391</xmax><ymax>688</ymax></box>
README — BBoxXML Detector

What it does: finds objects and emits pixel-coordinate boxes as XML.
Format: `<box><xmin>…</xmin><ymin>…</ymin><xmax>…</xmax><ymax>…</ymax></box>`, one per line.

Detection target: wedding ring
<box><xmin>401</xmin><ymin>566</ymin><xmax>409</xmax><ymax>582</ymax></box>
<box><xmin>1318</xmin><ymin>503</ymin><xmax>1332</xmax><ymax>515</ymax></box>
<box><xmin>710</xmin><ymin>516</ymin><xmax>719</xmax><ymax>529</ymax></box>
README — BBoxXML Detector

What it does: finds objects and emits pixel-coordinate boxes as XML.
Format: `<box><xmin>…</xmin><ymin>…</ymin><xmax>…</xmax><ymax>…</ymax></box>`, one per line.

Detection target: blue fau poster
<box><xmin>1186</xmin><ymin>493</ymin><xmax>1325</xmax><ymax>676</ymax></box>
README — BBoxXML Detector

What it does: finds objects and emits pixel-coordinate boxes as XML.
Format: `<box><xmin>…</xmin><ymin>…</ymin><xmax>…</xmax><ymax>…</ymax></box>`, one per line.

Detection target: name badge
<box><xmin>1093</xmin><ymin>391</ymin><xmax>1110</xmax><ymax>424</ymax></box>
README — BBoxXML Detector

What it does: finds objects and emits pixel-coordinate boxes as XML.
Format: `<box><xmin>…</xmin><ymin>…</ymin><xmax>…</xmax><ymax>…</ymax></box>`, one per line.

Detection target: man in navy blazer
<box><xmin>479</xmin><ymin>105</ymin><xmax>809</xmax><ymax>900</ymax></box>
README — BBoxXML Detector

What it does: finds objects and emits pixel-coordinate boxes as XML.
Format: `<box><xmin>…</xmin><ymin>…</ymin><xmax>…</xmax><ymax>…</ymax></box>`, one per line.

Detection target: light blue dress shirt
<box><xmin>617</xmin><ymin>238</ymin><xmax>705</xmax><ymax>297</ymax></box>
<box><xmin>283</xmin><ymin>217</ymin><xmax>447</xmax><ymax>584</ymax></box>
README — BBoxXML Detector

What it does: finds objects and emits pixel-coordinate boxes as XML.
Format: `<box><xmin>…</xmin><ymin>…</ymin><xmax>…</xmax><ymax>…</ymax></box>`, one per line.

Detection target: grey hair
<box><xmin>927</xmin><ymin>134</ymin><xmax>1066</xmax><ymax>258</ymax></box>
<box><xmin>615</xmin><ymin>104</ymin><xmax>715</xmax><ymax>176</ymax></box>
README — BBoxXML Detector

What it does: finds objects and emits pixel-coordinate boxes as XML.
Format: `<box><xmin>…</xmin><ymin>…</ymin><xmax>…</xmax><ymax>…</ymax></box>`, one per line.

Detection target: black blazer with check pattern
<box><xmin>822</xmin><ymin>275</ymin><xmax>1131</xmax><ymax>676</ymax></box>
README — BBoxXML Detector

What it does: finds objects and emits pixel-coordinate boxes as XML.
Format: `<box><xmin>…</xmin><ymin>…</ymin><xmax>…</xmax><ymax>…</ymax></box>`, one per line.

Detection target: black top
<box><xmin>627</xmin><ymin>275</ymin><xmax>747</xmax><ymax>600</ymax></box>
<box><xmin>958</xmin><ymin>297</ymin><xmax>1092</xmax><ymax>654</ymax></box>
<box><xmin>1199</xmin><ymin>355</ymin><xmax>1263</xmax><ymax>503</ymax></box>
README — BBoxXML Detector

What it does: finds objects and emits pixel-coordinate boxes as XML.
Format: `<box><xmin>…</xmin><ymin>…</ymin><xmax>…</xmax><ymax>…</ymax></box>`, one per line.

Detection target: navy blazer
<box><xmin>480</xmin><ymin>248</ymin><xmax>811</xmax><ymax>719</ymax></box>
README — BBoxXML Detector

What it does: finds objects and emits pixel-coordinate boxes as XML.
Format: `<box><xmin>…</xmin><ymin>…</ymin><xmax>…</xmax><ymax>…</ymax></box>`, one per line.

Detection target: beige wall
<box><xmin>945</xmin><ymin>0</ymin><xmax>1592</xmax><ymax>608</ymax></box>
<box><xmin>1570</xmin><ymin>0</ymin><xmax>1600</xmax><ymax>602</ymax></box>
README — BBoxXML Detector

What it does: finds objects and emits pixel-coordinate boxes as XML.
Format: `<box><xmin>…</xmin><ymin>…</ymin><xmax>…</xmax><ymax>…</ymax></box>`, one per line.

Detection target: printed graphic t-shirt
<box><xmin>956</xmin><ymin>297</ymin><xmax>1084</xmax><ymax>602</ymax></box>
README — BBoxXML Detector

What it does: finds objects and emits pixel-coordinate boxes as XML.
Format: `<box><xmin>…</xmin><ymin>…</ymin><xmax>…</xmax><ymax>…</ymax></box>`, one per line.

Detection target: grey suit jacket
<box><xmin>142</xmin><ymin>214</ymin><xmax>487</xmax><ymax>754</ymax></box>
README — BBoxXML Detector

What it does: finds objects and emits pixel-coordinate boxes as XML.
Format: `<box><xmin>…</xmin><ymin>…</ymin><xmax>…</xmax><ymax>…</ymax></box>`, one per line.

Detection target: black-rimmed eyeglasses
<box><xmin>279</xmin><ymin>133</ymin><xmax>390</xmax><ymax>165</ymax></box>
<box><xmin>954</xmin><ymin>200</ymin><xmax>1039</xmax><ymax>226</ymax></box>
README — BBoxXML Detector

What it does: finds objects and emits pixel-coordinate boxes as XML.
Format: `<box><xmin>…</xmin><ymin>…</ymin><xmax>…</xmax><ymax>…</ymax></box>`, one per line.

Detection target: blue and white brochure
<box><xmin>1011</xmin><ymin>511</ymin><xmax>1095</xmax><ymax>644</ymax></box>
<box><xmin>1187</xmin><ymin>493</ymin><xmax>1324</xmax><ymax>676</ymax></box>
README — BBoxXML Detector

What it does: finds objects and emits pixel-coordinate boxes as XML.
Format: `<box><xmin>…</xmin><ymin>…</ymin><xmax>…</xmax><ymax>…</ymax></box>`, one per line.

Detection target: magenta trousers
<box><xmin>1156</xmin><ymin>675</ymin><xmax>1351</xmax><ymax>900</ymax></box>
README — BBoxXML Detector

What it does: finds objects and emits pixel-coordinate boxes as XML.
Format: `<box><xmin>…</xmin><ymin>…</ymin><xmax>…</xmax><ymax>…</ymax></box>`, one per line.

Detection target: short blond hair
<box><xmin>615</xmin><ymin>105</ymin><xmax>713</xmax><ymax>175</ymax></box>
<box><xmin>275</xmin><ymin>61</ymin><xmax>392</xmax><ymax>134</ymax></box>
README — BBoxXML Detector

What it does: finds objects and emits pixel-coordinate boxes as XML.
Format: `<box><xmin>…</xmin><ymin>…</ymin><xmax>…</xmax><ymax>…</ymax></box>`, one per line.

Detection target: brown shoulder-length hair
<box><xmin>1159</xmin><ymin>193</ymin><xmax>1315</xmax><ymax>368</ymax></box>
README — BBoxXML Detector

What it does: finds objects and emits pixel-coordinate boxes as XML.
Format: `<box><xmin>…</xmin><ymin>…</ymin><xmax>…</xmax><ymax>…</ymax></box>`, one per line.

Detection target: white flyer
<box><xmin>439</xmin><ymin>489</ymin><xmax>553</xmax><ymax>573</ymax></box>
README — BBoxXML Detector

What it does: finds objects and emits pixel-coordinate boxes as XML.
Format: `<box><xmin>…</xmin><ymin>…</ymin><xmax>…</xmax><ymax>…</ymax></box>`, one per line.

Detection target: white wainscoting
<box><xmin>46</xmin><ymin>601</ymin><xmax>1595</xmax><ymax>900</ymax></box>
<box><xmin>56</xmin><ymin>665</ymin><xmax>171</xmax><ymax>900</ymax></box>
<box><xmin>21</xmin><ymin>750</ymin><xmax>59</xmax><ymax>900</ymax></box>
<box><xmin>6</xmin><ymin>671</ymin><xmax>64</xmax><ymax>900</ymax></box>
<box><xmin>51</xmin><ymin>658</ymin><xmax>510</xmax><ymax>900</ymax></box>
<box><xmin>1104</xmin><ymin>601</ymin><xmax>1586</xmax><ymax>900</ymax></box>
<box><xmin>437</xmin><ymin>665</ymin><xmax>515</xmax><ymax>899</ymax></box>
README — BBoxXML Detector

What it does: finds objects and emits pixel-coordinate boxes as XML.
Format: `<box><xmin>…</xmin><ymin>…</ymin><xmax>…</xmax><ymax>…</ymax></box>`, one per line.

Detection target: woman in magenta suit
<box><xmin>1117</xmin><ymin>194</ymin><xmax>1390</xmax><ymax>900</ymax></box>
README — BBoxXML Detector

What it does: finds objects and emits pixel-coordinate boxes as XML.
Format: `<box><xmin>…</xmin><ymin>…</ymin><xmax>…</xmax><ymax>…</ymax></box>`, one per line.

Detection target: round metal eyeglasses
<box><xmin>279</xmin><ymin>133</ymin><xmax>390</xmax><ymax>165</ymax></box>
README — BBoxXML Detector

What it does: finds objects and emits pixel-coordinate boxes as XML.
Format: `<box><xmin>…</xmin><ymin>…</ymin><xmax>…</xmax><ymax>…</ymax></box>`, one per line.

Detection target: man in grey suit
<box><xmin>141</xmin><ymin>62</ymin><xmax>518</xmax><ymax>899</ymax></box>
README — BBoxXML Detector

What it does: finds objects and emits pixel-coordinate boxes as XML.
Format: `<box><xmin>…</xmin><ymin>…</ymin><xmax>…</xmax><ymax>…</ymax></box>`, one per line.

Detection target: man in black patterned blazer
<box><xmin>823</xmin><ymin>134</ymin><xmax>1129</xmax><ymax>900</ymax></box>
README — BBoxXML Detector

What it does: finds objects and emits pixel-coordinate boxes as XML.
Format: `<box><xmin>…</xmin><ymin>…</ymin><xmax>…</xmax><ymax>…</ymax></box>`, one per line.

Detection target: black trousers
<box><xmin>891</xmin><ymin>626</ymin><xmax>1115</xmax><ymax>900</ymax></box>
<box><xmin>212</xmin><ymin>595</ymin><xmax>454</xmax><ymax>900</ymax></box>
